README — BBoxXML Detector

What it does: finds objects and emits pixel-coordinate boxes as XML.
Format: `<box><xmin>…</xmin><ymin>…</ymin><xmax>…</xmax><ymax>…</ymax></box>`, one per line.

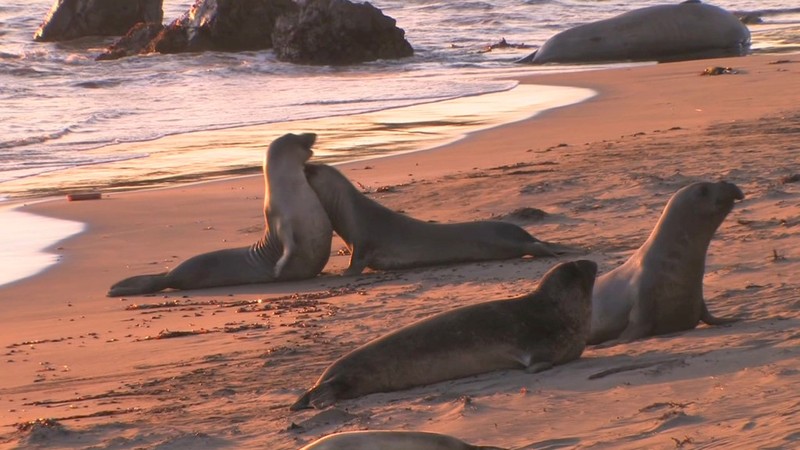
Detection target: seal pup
<box><xmin>291</xmin><ymin>259</ymin><xmax>597</xmax><ymax>410</ymax></box>
<box><xmin>589</xmin><ymin>181</ymin><xmax>744</xmax><ymax>345</ymax></box>
<box><xmin>300</xmin><ymin>431</ymin><xmax>506</xmax><ymax>450</ymax></box>
<box><xmin>304</xmin><ymin>163</ymin><xmax>574</xmax><ymax>276</ymax></box>
<box><xmin>107</xmin><ymin>133</ymin><xmax>332</xmax><ymax>296</ymax></box>
<box><xmin>517</xmin><ymin>1</ymin><xmax>750</xmax><ymax>64</ymax></box>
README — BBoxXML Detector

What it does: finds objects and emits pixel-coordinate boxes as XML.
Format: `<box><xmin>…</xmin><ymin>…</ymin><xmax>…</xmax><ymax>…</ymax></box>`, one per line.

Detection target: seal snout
<box><xmin>729</xmin><ymin>183</ymin><xmax>745</xmax><ymax>201</ymax></box>
<box><xmin>718</xmin><ymin>181</ymin><xmax>745</xmax><ymax>204</ymax></box>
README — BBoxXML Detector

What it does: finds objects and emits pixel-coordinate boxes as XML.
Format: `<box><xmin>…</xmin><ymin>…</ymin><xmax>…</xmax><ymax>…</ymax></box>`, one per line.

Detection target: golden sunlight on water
<box><xmin>1</xmin><ymin>84</ymin><xmax>594</xmax><ymax>199</ymax></box>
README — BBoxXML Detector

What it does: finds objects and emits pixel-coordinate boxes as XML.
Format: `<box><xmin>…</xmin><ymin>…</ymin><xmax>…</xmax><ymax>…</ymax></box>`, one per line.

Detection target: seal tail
<box><xmin>107</xmin><ymin>273</ymin><xmax>171</xmax><ymax>297</ymax></box>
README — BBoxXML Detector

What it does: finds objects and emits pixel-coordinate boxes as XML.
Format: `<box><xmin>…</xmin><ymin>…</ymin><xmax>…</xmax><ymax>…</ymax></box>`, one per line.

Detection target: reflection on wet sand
<box><xmin>1</xmin><ymin>84</ymin><xmax>595</xmax><ymax>199</ymax></box>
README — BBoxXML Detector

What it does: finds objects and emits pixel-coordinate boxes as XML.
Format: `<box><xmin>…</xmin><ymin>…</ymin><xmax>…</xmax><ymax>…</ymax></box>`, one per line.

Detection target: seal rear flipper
<box><xmin>524</xmin><ymin>241</ymin><xmax>558</xmax><ymax>257</ymax></box>
<box><xmin>289</xmin><ymin>390</ymin><xmax>312</xmax><ymax>411</ymax></box>
<box><xmin>290</xmin><ymin>381</ymin><xmax>338</xmax><ymax>411</ymax></box>
<box><xmin>700</xmin><ymin>301</ymin><xmax>739</xmax><ymax>325</ymax></box>
<box><xmin>107</xmin><ymin>273</ymin><xmax>170</xmax><ymax>297</ymax></box>
<box><xmin>531</xmin><ymin>240</ymin><xmax>585</xmax><ymax>257</ymax></box>
<box><xmin>515</xmin><ymin>50</ymin><xmax>538</xmax><ymax>64</ymax></box>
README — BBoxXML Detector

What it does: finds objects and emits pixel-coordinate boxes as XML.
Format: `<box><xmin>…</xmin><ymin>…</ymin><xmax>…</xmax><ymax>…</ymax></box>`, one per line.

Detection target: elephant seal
<box><xmin>300</xmin><ymin>431</ymin><xmax>506</xmax><ymax>450</ymax></box>
<box><xmin>517</xmin><ymin>1</ymin><xmax>751</xmax><ymax>64</ymax></box>
<box><xmin>107</xmin><ymin>133</ymin><xmax>332</xmax><ymax>297</ymax></box>
<box><xmin>291</xmin><ymin>259</ymin><xmax>597</xmax><ymax>410</ymax></box>
<box><xmin>588</xmin><ymin>181</ymin><xmax>744</xmax><ymax>345</ymax></box>
<box><xmin>304</xmin><ymin>163</ymin><xmax>574</xmax><ymax>276</ymax></box>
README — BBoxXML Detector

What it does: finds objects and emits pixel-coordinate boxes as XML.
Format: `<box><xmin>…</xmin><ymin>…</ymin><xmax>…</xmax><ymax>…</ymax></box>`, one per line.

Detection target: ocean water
<box><xmin>0</xmin><ymin>1</ymin><xmax>798</xmax><ymax>286</ymax></box>
<box><xmin>1</xmin><ymin>0</ymin><xmax>799</xmax><ymax>200</ymax></box>
<box><xmin>0</xmin><ymin>206</ymin><xmax>84</xmax><ymax>287</ymax></box>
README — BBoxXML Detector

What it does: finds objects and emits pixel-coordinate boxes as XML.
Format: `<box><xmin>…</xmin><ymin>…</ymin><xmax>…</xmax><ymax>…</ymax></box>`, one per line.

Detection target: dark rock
<box><xmin>146</xmin><ymin>20</ymin><xmax>194</xmax><ymax>54</ymax></box>
<box><xmin>145</xmin><ymin>0</ymin><xmax>298</xmax><ymax>54</ymax></box>
<box><xmin>34</xmin><ymin>0</ymin><xmax>163</xmax><ymax>42</ymax></box>
<box><xmin>207</xmin><ymin>0</ymin><xmax>299</xmax><ymax>51</ymax></box>
<box><xmin>96</xmin><ymin>22</ymin><xmax>163</xmax><ymax>60</ymax></box>
<box><xmin>272</xmin><ymin>0</ymin><xmax>414</xmax><ymax>65</ymax></box>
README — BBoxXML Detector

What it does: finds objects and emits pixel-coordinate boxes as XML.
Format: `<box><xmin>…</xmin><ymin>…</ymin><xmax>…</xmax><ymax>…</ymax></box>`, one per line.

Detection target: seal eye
<box><xmin>698</xmin><ymin>185</ymin><xmax>709</xmax><ymax>197</ymax></box>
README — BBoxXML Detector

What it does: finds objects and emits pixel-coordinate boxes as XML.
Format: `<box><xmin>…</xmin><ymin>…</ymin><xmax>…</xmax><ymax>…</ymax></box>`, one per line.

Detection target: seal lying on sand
<box><xmin>304</xmin><ymin>163</ymin><xmax>573</xmax><ymax>275</ymax></box>
<box><xmin>299</xmin><ymin>431</ymin><xmax>506</xmax><ymax>450</ymax></box>
<box><xmin>589</xmin><ymin>181</ymin><xmax>744</xmax><ymax>345</ymax></box>
<box><xmin>291</xmin><ymin>259</ymin><xmax>597</xmax><ymax>410</ymax></box>
<box><xmin>107</xmin><ymin>133</ymin><xmax>332</xmax><ymax>296</ymax></box>
<box><xmin>517</xmin><ymin>1</ymin><xmax>751</xmax><ymax>64</ymax></box>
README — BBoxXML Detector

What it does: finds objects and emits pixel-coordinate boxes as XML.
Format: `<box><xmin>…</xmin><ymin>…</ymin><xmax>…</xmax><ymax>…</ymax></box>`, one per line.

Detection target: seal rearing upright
<box><xmin>304</xmin><ymin>163</ymin><xmax>573</xmax><ymax>276</ymax></box>
<box><xmin>589</xmin><ymin>181</ymin><xmax>744</xmax><ymax>345</ymax></box>
<box><xmin>107</xmin><ymin>133</ymin><xmax>332</xmax><ymax>297</ymax></box>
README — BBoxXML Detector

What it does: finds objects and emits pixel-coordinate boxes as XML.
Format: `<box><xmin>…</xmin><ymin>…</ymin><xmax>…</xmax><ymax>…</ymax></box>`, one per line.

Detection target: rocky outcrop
<box><xmin>34</xmin><ymin>0</ymin><xmax>162</xmax><ymax>42</ymax></box>
<box><xmin>96</xmin><ymin>22</ymin><xmax>163</xmax><ymax>60</ymax></box>
<box><xmin>272</xmin><ymin>0</ymin><xmax>414</xmax><ymax>65</ymax></box>
<box><xmin>97</xmin><ymin>0</ymin><xmax>298</xmax><ymax>59</ymax></box>
<box><xmin>94</xmin><ymin>0</ymin><xmax>414</xmax><ymax>65</ymax></box>
<box><xmin>151</xmin><ymin>0</ymin><xmax>298</xmax><ymax>53</ymax></box>
<box><xmin>203</xmin><ymin>0</ymin><xmax>299</xmax><ymax>50</ymax></box>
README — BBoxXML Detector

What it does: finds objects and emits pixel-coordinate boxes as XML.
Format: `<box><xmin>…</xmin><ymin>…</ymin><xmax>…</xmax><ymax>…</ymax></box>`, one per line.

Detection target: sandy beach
<box><xmin>1</xmin><ymin>54</ymin><xmax>799</xmax><ymax>449</ymax></box>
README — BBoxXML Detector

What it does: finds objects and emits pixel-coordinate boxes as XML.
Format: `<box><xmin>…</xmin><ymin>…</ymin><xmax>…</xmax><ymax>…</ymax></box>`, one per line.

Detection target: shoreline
<box><xmin>1</xmin><ymin>53</ymin><xmax>798</xmax><ymax>449</ymax></box>
<box><xmin>0</xmin><ymin>78</ymin><xmax>603</xmax><ymax>201</ymax></box>
<box><xmin>0</xmin><ymin>82</ymin><xmax>598</xmax><ymax>288</ymax></box>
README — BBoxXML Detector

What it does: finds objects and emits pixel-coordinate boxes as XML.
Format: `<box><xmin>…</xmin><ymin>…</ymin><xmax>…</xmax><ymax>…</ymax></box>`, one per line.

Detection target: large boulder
<box><xmin>272</xmin><ymin>0</ymin><xmax>414</xmax><ymax>65</ymax></box>
<box><xmin>207</xmin><ymin>0</ymin><xmax>299</xmax><ymax>50</ymax></box>
<box><xmin>146</xmin><ymin>0</ymin><xmax>298</xmax><ymax>54</ymax></box>
<box><xmin>34</xmin><ymin>0</ymin><xmax>163</xmax><ymax>42</ymax></box>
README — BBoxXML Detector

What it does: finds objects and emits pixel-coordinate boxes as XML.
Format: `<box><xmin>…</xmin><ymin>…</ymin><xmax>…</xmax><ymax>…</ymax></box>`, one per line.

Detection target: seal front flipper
<box><xmin>274</xmin><ymin>223</ymin><xmax>296</xmax><ymax>278</ymax></box>
<box><xmin>525</xmin><ymin>361</ymin><xmax>554</xmax><ymax>374</ymax></box>
<box><xmin>503</xmin><ymin>349</ymin><xmax>554</xmax><ymax>373</ymax></box>
<box><xmin>613</xmin><ymin>294</ymin><xmax>656</xmax><ymax>344</ymax></box>
<box><xmin>343</xmin><ymin>246</ymin><xmax>368</xmax><ymax>276</ymax></box>
<box><xmin>108</xmin><ymin>273</ymin><xmax>170</xmax><ymax>297</ymax></box>
<box><xmin>700</xmin><ymin>301</ymin><xmax>739</xmax><ymax>326</ymax></box>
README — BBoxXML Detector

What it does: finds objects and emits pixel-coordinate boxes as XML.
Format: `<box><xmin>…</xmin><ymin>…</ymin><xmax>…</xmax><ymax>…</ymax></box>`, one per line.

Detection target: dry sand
<box><xmin>1</xmin><ymin>54</ymin><xmax>799</xmax><ymax>449</ymax></box>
